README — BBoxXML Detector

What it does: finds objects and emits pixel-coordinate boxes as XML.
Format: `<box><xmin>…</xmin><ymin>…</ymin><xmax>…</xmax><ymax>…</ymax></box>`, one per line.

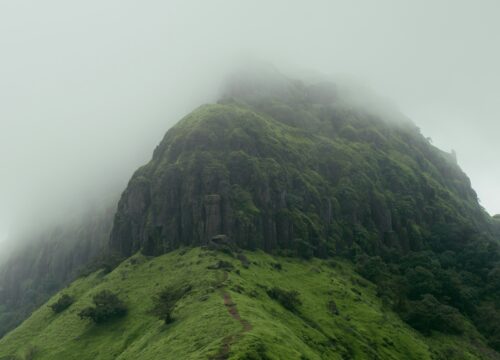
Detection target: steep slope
<box><xmin>0</xmin><ymin>247</ymin><xmax>496</xmax><ymax>360</ymax></box>
<box><xmin>0</xmin><ymin>200</ymin><xmax>117</xmax><ymax>338</ymax></box>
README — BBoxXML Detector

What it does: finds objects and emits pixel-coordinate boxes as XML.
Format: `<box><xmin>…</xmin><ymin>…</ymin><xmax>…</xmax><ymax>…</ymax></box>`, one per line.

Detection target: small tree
<box><xmin>49</xmin><ymin>294</ymin><xmax>74</xmax><ymax>313</ymax></box>
<box><xmin>266</xmin><ymin>287</ymin><xmax>301</xmax><ymax>312</ymax></box>
<box><xmin>152</xmin><ymin>284</ymin><xmax>192</xmax><ymax>324</ymax></box>
<box><xmin>78</xmin><ymin>290</ymin><xmax>127</xmax><ymax>323</ymax></box>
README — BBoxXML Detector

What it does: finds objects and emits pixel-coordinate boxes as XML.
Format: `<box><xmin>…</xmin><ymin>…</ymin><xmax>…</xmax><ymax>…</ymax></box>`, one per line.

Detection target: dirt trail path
<box><xmin>211</xmin><ymin>270</ymin><xmax>253</xmax><ymax>359</ymax></box>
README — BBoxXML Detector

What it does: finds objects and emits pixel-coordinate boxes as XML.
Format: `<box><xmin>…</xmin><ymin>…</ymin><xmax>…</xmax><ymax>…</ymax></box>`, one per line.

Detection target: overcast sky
<box><xmin>1</xmin><ymin>0</ymin><xmax>499</xmax><ymax>250</ymax></box>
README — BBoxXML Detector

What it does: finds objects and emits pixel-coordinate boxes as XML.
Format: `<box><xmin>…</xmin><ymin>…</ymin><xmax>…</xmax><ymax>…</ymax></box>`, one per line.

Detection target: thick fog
<box><xmin>1</xmin><ymin>0</ymin><xmax>499</xmax><ymax>254</ymax></box>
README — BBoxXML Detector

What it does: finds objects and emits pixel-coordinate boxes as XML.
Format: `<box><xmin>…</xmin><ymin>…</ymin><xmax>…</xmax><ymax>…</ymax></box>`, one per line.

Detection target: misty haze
<box><xmin>1</xmin><ymin>1</ymin><xmax>499</xmax><ymax>359</ymax></box>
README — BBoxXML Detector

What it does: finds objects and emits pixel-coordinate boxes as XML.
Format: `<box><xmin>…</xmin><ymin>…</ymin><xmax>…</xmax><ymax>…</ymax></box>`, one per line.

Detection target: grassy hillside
<box><xmin>0</xmin><ymin>248</ymin><xmax>495</xmax><ymax>360</ymax></box>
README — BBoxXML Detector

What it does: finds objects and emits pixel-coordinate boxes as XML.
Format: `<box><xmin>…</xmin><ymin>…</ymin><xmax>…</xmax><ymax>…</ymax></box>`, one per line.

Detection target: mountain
<box><xmin>110</xmin><ymin>68</ymin><xmax>490</xmax><ymax>259</ymax></box>
<box><xmin>0</xmin><ymin>67</ymin><xmax>499</xmax><ymax>358</ymax></box>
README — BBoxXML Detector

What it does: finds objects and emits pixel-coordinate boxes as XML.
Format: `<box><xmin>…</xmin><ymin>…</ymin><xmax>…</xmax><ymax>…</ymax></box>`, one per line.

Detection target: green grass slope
<box><xmin>0</xmin><ymin>248</ymin><xmax>495</xmax><ymax>360</ymax></box>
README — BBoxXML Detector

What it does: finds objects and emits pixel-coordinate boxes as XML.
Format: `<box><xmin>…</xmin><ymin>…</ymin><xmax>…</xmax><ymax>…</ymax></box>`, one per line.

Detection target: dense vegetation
<box><xmin>0</xmin><ymin>248</ymin><xmax>496</xmax><ymax>359</ymax></box>
<box><xmin>355</xmin><ymin>231</ymin><xmax>500</xmax><ymax>350</ymax></box>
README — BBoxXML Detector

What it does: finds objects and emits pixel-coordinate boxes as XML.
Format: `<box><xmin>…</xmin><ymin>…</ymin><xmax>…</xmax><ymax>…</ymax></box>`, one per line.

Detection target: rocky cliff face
<box><xmin>110</xmin><ymin>72</ymin><xmax>492</xmax><ymax>258</ymax></box>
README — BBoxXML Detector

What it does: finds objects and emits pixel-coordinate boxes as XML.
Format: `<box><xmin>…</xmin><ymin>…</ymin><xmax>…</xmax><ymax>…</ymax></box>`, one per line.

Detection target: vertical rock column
<box><xmin>204</xmin><ymin>194</ymin><xmax>222</xmax><ymax>241</ymax></box>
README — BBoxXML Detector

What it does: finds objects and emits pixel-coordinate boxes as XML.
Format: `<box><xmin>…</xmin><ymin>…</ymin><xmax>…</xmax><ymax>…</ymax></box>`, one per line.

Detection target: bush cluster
<box><xmin>151</xmin><ymin>284</ymin><xmax>192</xmax><ymax>324</ymax></box>
<box><xmin>78</xmin><ymin>290</ymin><xmax>127</xmax><ymax>323</ymax></box>
<box><xmin>49</xmin><ymin>294</ymin><xmax>74</xmax><ymax>313</ymax></box>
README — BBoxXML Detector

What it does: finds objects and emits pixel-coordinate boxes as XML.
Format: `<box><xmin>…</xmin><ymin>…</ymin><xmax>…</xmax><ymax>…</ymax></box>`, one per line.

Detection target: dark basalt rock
<box><xmin>204</xmin><ymin>195</ymin><xmax>223</xmax><ymax>240</ymax></box>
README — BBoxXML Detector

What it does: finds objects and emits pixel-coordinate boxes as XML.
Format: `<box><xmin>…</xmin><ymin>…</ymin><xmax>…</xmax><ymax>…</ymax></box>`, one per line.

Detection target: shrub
<box><xmin>266</xmin><ymin>287</ymin><xmax>301</xmax><ymax>312</ymax></box>
<box><xmin>78</xmin><ymin>290</ymin><xmax>127</xmax><ymax>323</ymax></box>
<box><xmin>49</xmin><ymin>294</ymin><xmax>74</xmax><ymax>313</ymax></box>
<box><xmin>152</xmin><ymin>284</ymin><xmax>192</xmax><ymax>324</ymax></box>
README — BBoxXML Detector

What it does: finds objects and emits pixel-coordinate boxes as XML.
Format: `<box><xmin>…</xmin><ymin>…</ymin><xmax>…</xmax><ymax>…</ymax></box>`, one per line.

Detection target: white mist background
<box><xmin>1</xmin><ymin>0</ymin><xmax>499</xmax><ymax>251</ymax></box>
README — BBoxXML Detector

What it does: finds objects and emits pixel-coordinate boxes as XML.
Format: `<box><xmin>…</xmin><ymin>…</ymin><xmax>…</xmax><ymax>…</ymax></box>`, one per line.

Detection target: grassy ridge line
<box><xmin>0</xmin><ymin>248</ymin><xmax>492</xmax><ymax>359</ymax></box>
